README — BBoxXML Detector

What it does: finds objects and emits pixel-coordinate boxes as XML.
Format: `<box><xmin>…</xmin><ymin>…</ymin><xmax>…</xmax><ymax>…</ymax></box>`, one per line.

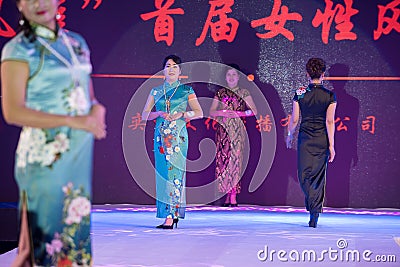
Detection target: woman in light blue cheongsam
<box><xmin>1</xmin><ymin>0</ymin><xmax>106</xmax><ymax>266</ymax></box>
<box><xmin>142</xmin><ymin>55</ymin><xmax>203</xmax><ymax>229</ymax></box>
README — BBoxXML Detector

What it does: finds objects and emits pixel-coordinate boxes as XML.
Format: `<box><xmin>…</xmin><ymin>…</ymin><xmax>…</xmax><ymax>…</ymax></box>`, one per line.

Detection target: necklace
<box><xmin>163</xmin><ymin>81</ymin><xmax>180</xmax><ymax>113</ymax></box>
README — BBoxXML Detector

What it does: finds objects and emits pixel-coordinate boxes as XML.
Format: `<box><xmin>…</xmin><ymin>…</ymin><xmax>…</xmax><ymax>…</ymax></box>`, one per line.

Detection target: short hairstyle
<box><xmin>306</xmin><ymin>58</ymin><xmax>326</xmax><ymax>79</ymax></box>
<box><xmin>226</xmin><ymin>63</ymin><xmax>241</xmax><ymax>74</ymax></box>
<box><xmin>163</xmin><ymin>55</ymin><xmax>182</xmax><ymax>68</ymax></box>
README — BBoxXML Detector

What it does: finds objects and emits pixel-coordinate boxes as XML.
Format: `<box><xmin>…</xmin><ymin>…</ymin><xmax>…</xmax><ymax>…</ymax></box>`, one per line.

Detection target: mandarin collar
<box><xmin>164</xmin><ymin>80</ymin><xmax>180</xmax><ymax>89</ymax></box>
<box><xmin>309</xmin><ymin>83</ymin><xmax>323</xmax><ymax>88</ymax></box>
<box><xmin>32</xmin><ymin>23</ymin><xmax>59</xmax><ymax>41</ymax></box>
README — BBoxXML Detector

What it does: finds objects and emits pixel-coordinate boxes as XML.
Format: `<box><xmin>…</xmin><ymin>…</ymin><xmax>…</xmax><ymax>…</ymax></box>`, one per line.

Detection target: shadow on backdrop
<box><xmin>217</xmin><ymin>21</ymin><xmax>294</xmax><ymax>206</ymax></box>
<box><xmin>326</xmin><ymin>63</ymin><xmax>359</xmax><ymax>208</ymax></box>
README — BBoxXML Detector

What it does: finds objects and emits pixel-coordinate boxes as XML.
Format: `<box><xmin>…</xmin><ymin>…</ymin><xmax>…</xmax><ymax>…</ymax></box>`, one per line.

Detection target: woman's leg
<box><xmin>230</xmin><ymin>189</ymin><xmax>237</xmax><ymax>205</ymax></box>
<box><xmin>11</xmin><ymin>198</ymin><xmax>31</xmax><ymax>267</ymax></box>
<box><xmin>224</xmin><ymin>192</ymin><xmax>231</xmax><ymax>204</ymax></box>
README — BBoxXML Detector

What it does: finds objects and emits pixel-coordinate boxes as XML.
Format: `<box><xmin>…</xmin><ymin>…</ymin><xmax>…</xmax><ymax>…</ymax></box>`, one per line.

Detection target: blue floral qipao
<box><xmin>150</xmin><ymin>82</ymin><xmax>195</xmax><ymax>219</ymax></box>
<box><xmin>1</xmin><ymin>27</ymin><xmax>94</xmax><ymax>266</ymax></box>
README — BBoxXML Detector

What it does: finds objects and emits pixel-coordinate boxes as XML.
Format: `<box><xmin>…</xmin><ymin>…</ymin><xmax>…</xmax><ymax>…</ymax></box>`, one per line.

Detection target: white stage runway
<box><xmin>1</xmin><ymin>205</ymin><xmax>399</xmax><ymax>267</ymax></box>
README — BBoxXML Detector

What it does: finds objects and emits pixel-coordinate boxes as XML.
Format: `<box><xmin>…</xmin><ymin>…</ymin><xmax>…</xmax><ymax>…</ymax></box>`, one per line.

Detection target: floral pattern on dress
<box><xmin>165</xmin><ymin>175</ymin><xmax>183</xmax><ymax>219</ymax></box>
<box><xmin>156</xmin><ymin>111</ymin><xmax>184</xmax><ymax>218</ymax></box>
<box><xmin>158</xmin><ymin>113</ymin><xmax>181</xmax><ymax>163</ymax></box>
<box><xmin>63</xmin><ymin>85</ymin><xmax>89</xmax><ymax>115</ymax></box>
<box><xmin>16</xmin><ymin>128</ymin><xmax>70</xmax><ymax>168</ymax></box>
<box><xmin>295</xmin><ymin>86</ymin><xmax>311</xmax><ymax>100</ymax></box>
<box><xmin>45</xmin><ymin>183</ymin><xmax>91</xmax><ymax>266</ymax></box>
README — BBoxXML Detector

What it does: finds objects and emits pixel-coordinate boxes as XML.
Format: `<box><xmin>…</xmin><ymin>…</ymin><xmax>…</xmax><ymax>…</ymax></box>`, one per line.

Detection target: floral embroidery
<box><xmin>295</xmin><ymin>86</ymin><xmax>310</xmax><ymax>100</ymax></box>
<box><xmin>16</xmin><ymin>128</ymin><xmax>70</xmax><ymax>168</ymax></box>
<box><xmin>64</xmin><ymin>85</ymin><xmax>89</xmax><ymax>115</ymax></box>
<box><xmin>157</xmin><ymin>112</ymin><xmax>185</xmax><ymax>219</ymax></box>
<box><xmin>158</xmin><ymin>112</ymin><xmax>182</xmax><ymax>162</ymax></box>
<box><xmin>67</xmin><ymin>35</ymin><xmax>85</xmax><ymax>57</ymax></box>
<box><xmin>166</xmin><ymin>175</ymin><xmax>182</xmax><ymax>218</ymax></box>
<box><xmin>46</xmin><ymin>183</ymin><xmax>91</xmax><ymax>266</ymax></box>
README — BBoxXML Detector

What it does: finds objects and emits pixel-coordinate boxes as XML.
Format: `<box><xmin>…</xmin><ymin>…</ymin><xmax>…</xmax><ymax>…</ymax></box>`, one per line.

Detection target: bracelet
<box><xmin>245</xmin><ymin>110</ymin><xmax>252</xmax><ymax>116</ymax></box>
<box><xmin>186</xmin><ymin>111</ymin><xmax>195</xmax><ymax>118</ymax></box>
<box><xmin>182</xmin><ymin>112</ymin><xmax>185</xmax><ymax>118</ymax></box>
<box><xmin>91</xmin><ymin>99</ymin><xmax>99</xmax><ymax>106</ymax></box>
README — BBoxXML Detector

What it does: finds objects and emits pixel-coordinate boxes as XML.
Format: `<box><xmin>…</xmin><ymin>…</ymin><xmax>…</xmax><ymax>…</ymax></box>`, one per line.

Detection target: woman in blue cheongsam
<box><xmin>1</xmin><ymin>0</ymin><xmax>106</xmax><ymax>265</ymax></box>
<box><xmin>142</xmin><ymin>55</ymin><xmax>203</xmax><ymax>229</ymax></box>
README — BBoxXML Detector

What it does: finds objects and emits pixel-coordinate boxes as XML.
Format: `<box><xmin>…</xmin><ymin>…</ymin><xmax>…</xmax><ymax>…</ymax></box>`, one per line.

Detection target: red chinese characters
<box><xmin>195</xmin><ymin>0</ymin><xmax>239</xmax><ymax>46</ymax></box>
<box><xmin>256</xmin><ymin>115</ymin><xmax>273</xmax><ymax>132</ymax></box>
<box><xmin>57</xmin><ymin>0</ymin><xmax>67</xmax><ymax>28</ymax></box>
<box><xmin>82</xmin><ymin>0</ymin><xmax>103</xmax><ymax>10</ymax></box>
<box><xmin>361</xmin><ymin>116</ymin><xmax>376</xmax><ymax>134</ymax></box>
<box><xmin>140</xmin><ymin>0</ymin><xmax>185</xmax><ymax>46</ymax></box>
<box><xmin>374</xmin><ymin>0</ymin><xmax>400</xmax><ymax>40</ymax></box>
<box><xmin>280</xmin><ymin>115</ymin><xmax>291</xmax><ymax>127</ymax></box>
<box><xmin>128</xmin><ymin>113</ymin><xmax>146</xmax><ymax>131</ymax></box>
<box><xmin>186</xmin><ymin>120</ymin><xmax>197</xmax><ymax>131</ymax></box>
<box><xmin>312</xmin><ymin>0</ymin><xmax>359</xmax><ymax>44</ymax></box>
<box><xmin>335</xmin><ymin>116</ymin><xmax>351</xmax><ymax>132</ymax></box>
<box><xmin>204</xmin><ymin>118</ymin><xmax>218</xmax><ymax>131</ymax></box>
<box><xmin>0</xmin><ymin>0</ymin><xmax>16</xmax><ymax>38</ymax></box>
<box><xmin>251</xmin><ymin>0</ymin><xmax>302</xmax><ymax>41</ymax></box>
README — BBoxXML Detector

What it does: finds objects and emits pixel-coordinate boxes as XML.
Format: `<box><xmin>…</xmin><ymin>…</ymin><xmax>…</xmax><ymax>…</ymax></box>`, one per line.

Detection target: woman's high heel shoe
<box><xmin>308</xmin><ymin>212</ymin><xmax>319</xmax><ymax>228</ymax></box>
<box><xmin>156</xmin><ymin>218</ymin><xmax>179</xmax><ymax>229</ymax></box>
<box><xmin>156</xmin><ymin>223</ymin><xmax>173</xmax><ymax>229</ymax></box>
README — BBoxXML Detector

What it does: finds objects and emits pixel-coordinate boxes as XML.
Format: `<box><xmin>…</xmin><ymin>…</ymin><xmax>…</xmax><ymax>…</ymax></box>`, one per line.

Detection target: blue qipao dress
<box><xmin>1</xmin><ymin>25</ymin><xmax>95</xmax><ymax>266</ymax></box>
<box><xmin>150</xmin><ymin>82</ymin><xmax>195</xmax><ymax>219</ymax></box>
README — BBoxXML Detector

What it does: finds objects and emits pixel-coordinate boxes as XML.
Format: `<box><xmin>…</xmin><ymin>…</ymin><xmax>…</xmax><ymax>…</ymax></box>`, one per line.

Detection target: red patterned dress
<box><xmin>214</xmin><ymin>87</ymin><xmax>250</xmax><ymax>194</ymax></box>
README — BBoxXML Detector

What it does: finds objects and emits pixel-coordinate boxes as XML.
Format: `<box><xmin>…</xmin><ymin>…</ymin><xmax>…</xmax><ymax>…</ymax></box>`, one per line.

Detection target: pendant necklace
<box><xmin>163</xmin><ymin>81</ymin><xmax>180</xmax><ymax>113</ymax></box>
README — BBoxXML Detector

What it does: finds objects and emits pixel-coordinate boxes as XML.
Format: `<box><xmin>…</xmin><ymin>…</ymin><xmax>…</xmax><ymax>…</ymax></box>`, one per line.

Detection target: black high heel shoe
<box><xmin>308</xmin><ymin>212</ymin><xmax>319</xmax><ymax>228</ymax></box>
<box><xmin>156</xmin><ymin>218</ymin><xmax>179</xmax><ymax>229</ymax></box>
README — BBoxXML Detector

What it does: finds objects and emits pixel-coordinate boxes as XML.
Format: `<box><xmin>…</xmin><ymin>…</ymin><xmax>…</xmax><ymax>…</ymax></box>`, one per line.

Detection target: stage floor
<box><xmin>1</xmin><ymin>205</ymin><xmax>399</xmax><ymax>266</ymax></box>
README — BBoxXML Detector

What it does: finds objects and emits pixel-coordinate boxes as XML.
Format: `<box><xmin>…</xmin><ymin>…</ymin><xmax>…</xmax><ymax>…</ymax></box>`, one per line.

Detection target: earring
<box><xmin>56</xmin><ymin>13</ymin><xmax>61</xmax><ymax>20</ymax></box>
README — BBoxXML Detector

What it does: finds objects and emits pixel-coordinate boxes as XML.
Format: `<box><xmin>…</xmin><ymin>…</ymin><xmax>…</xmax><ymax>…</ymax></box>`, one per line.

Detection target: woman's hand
<box><xmin>90</xmin><ymin>104</ymin><xmax>107</xmax><ymax>139</ymax></box>
<box><xmin>286</xmin><ymin>135</ymin><xmax>293</xmax><ymax>149</ymax></box>
<box><xmin>160</xmin><ymin>112</ymin><xmax>184</xmax><ymax>121</ymax></box>
<box><xmin>159</xmin><ymin>111</ymin><xmax>171</xmax><ymax>121</ymax></box>
<box><xmin>328</xmin><ymin>146</ymin><xmax>336</xmax><ymax>162</ymax></box>
<box><xmin>68</xmin><ymin>104</ymin><xmax>107</xmax><ymax>139</ymax></box>
<box><xmin>169</xmin><ymin>112</ymin><xmax>184</xmax><ymax>121</ymax></box>
<box><xmin>220</xmin><ymin>110</ymin><xmax>239</xmax><ymax>118</ymax></box>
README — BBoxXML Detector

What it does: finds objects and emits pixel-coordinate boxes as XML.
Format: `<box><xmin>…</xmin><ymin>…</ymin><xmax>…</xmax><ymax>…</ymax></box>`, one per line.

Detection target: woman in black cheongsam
<box><xmin>286</xmin><ymin>58</ymin><xmax>337</xmax><ymax>228</ymax></box>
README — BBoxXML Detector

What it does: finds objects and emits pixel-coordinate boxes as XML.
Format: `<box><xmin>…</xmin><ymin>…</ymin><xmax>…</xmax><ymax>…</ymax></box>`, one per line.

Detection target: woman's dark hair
<box><xmin>226</xmin><ymin>63</ymin><xmax>241</xmax><ymax>74</ymax></box>
<box><xmin>163</xmin><ymin>55</ymin><xmax>182</xmax><ymax>68</ymax></box>
<box><xmin>17</xmin><ymin>15</ymin><xmax>36</xmax><ymax>42</ymax></box>
<box><xmin>15</xmin><ymin>0</ymin><xmax>59</xmax><ymax>42</ymax></box>
<box><xmin>15</xmin><ymin>0</ymin><xmax>35</xmax><ymax>42</ymax></box>
<box><xmin>306</xmin><ymin>58</ymin><xmax>326</xmax><ymax>79</ymax></box>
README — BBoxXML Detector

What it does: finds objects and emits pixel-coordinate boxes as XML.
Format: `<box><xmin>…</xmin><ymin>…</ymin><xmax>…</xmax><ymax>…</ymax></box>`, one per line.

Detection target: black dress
<box><xmin>294</xmin><ymin>84</ymin><xmax>336</xmax><ymax>214</ymax></box>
